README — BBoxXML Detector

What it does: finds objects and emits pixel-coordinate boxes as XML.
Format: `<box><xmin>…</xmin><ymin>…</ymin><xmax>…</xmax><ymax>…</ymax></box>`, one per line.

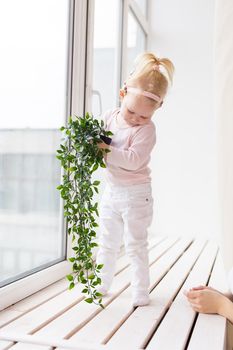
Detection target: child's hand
<box><xmin>184</xmin><ymin>288</ymin><xmax>225</xmax><ymax>314</ymax></box>
<box><xmin>97</xmin><ymin>142</ymin><xmax>110</xmax><ymax>150</ymax></box>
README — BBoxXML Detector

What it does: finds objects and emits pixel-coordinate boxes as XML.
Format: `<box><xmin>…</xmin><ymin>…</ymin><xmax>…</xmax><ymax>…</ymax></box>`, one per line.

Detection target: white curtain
<box><xmin>215</xmin><ymin>0</ymin><xmax>233</xmax><ymax>271</ymax></box>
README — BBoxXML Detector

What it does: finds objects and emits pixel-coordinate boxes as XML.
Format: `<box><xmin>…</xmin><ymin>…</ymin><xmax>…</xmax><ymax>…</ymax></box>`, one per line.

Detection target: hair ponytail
<box><xmin>158</xmin><ymin>57</ymin><xmax>175</xmax><ymax>85</ymax></box>
<box><xmin>127</xmin><ymin>52</ymin><xmax>175</xmax><ymax>100</ymax></box>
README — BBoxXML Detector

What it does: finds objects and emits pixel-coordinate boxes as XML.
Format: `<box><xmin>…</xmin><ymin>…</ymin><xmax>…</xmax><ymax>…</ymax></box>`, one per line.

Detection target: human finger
<box><xmin>190</xmin><ymin>285</ymin><xmax>206</xmax><ymax>291</ymax></box>
<box><xmin>185</xmin><ymin>290</ymin><xmax>201</xmax><ymax>299</ymax></box>
<box><xmin>189</xmin><ymin>302</ymin><xmax>200</xmax><ymax>312</ymax></box>
<box><xmin>97</xmin><ymin>142</ymin><xmax>108</xmax><ymax>149</ymax></box>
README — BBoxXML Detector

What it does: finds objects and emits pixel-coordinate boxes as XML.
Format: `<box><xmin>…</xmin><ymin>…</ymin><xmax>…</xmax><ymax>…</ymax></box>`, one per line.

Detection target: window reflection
<box><xmin>92</xmin><ymin>0</ymin><xmax>119</xmax><ymax>116</ymax></box>
<box><xmin>0</xmin><ymin>0</ymin><xmax>69</xmax><ymax>286</ymax></box>
<box><xmin>127</xmin><ymin>10</ymin><xmax>146</xmax><ymax>75</ymax></box>
<box><xmin>134</xmin><ymin>0</ymin><xmax>147</xmax><ymax>17</ymax></box>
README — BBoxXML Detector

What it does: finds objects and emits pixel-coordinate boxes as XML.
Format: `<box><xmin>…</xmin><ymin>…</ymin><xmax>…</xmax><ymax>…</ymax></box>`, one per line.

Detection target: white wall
<box><xmin>148</xmin><ymin>0</ymin><xmax>219</xmax><ymax>239</ymax></box>
<box><xmin>215</xmin><ymin>0</ymin><xmax>233</xmax><ymax>270</ymax></box>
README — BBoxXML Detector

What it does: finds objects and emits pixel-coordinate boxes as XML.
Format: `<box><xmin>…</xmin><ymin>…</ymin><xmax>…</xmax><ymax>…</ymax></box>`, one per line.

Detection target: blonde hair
<box><xmin>126</xmin><ymin>52</ymin><xmax>175</xmax><ymax>102</ymax></box>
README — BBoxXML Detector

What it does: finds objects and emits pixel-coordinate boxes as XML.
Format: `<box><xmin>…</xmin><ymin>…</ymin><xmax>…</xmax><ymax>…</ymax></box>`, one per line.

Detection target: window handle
<box><xmin>92</xmin><ymin>89</ymin><xmax>102</xmax><ymax>117</ymax></box>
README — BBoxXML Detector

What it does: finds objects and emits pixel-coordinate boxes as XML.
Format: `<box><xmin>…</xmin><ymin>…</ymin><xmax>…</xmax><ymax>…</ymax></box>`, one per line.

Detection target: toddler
<box><xmin>96</xmin><ymin>52</ymin><xmax>174</xmax><ymax>307</ymax></box>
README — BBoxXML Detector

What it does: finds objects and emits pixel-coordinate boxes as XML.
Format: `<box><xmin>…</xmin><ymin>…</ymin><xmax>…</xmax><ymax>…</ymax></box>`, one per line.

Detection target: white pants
<box><xmin>96</xmin><ymin>182</ymin><xmax>153</xmax><ymax>295</ymax></box>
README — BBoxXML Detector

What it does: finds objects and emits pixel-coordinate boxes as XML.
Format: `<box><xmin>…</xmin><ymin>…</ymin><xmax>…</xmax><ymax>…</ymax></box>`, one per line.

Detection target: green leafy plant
<box><xmin>56</xmin><ymin>113</ymin><xmax>112</xmax><ymax>308</ymax></box>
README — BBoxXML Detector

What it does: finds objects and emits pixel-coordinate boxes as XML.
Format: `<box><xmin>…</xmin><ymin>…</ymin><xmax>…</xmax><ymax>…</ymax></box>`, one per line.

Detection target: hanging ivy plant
<box><xmin>56</xmin><ymin>113</ymin><xmax>112</xmax><ymax>308</ymax></box>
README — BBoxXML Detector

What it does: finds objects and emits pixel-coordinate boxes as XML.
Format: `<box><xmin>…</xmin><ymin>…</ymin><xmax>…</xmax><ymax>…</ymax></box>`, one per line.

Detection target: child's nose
<box><xmin>132</xmin><ymin>115</ymin><xmax>139</xmax><ymax>121</ymax></box>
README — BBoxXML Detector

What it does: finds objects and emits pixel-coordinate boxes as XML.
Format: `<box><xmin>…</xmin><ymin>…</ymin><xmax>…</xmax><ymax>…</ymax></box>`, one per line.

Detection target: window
<box><xmin>89</xmin><ymin>0</ymin><xmax>148</xmax><ymax>115</ymax></box>
<box><xmin>0</xmin><ymin>0</ymin><xmax>149</xmax><ymax>309</ymax></box>
<box><xmin>127</xmin><ymin>9</ymin><xmax>146</xmax><ymax>75</ymax></box>
<box><xmin>134</xmin><ymin>0</ymin><xmax>147</xmax><ymax>17</ymax></box>
<box><xmin>0</xmin><ymin>0</ymin><xmax>70</xmax><ymax>288</ymax></box>
<box><xmin>91</xmin><ymin>0</ymin><xmax>119</xmax><ymax>116</ymax></box>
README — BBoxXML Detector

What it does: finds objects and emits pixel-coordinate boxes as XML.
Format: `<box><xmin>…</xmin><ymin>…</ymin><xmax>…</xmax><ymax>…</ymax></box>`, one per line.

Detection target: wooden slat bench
<box><xmin>0</xmin><ymin>237</ymin><xmax>230</xmax><ymax>350</ymax></box>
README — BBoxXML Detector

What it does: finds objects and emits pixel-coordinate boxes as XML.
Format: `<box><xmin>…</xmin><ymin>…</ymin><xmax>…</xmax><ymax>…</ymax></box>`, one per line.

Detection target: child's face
<box><xmin>120</xmin><ymin>93</ymin><xmax>161</xmax><ymax>127</ymax></box>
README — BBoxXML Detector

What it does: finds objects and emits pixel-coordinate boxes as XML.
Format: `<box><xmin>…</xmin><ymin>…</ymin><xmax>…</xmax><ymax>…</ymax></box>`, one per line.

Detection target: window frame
<box><xmin>120</xmin><ymin>0</ymin><xmax>149</xmax><ymax>88</ymax></box>
<box><xmin>85</xmin><ymin>0</ymin><xmax>149</xmax><ymax>113</ymax></box>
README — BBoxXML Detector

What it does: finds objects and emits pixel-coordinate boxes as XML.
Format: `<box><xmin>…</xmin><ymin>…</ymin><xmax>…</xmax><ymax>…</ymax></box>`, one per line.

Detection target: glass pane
<box><xmin>127</xmin><ymin>10</ymin><xmax>146</xmax><ymax>76</ymax></box>
<box><xmin>0</xmin><ymin>0</ymin><xmax>69</xmax><ymax>286</ymax></box>
<box><xmin>134</xmin><ymin>0</ymin><xmax>147</xmax><ymax>17</ymax></box>
<box><xmin>92</xmin><ymin>0</ymin><xmax>118</xmax><ymax>116</ymax></box>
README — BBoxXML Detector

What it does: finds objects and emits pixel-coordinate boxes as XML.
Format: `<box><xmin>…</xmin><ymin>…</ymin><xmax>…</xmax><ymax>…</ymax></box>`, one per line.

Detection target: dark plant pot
<box><xmin>100</xmin><ymin>134</ymin><xmax>112</xmax><ymax>145</ymax></box>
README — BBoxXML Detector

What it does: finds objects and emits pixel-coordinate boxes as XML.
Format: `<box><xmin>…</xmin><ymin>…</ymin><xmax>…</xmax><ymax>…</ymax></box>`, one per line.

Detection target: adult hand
<box><xmin>184</xmin><ymin>287</ymin><xmax>225</xmax><ymax>314</ymax></box>
<box><xmin>189</xmin><ymin>285</ymin><xmax>220</xmax><ymax>293</ymax></box>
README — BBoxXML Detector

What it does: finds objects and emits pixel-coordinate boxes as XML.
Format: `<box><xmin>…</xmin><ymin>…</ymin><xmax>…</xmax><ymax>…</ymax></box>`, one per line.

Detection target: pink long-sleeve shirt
<box><xmin>103</xmin><ymin>108</ymin><xmax>156</xmax><ymax>186</ymax></box>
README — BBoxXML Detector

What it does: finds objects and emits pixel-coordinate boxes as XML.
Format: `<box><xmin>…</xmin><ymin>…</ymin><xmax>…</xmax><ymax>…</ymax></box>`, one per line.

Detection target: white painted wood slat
<box><xmin>0</xmin><ymin>333</ymin><xmax>107</xmax><ymax>350</ymax></box>
<box><xmin>33</xmin><ymin>238</ymin><xmax>179</xmax><ymax>340</ymax></box>
<box><xmin>8</xmin><ymin>278</ymin><xmax>69</xmax><ymax>313</ymax></box>
<box><xmin>145</xmin><ymin>241</ymin><xmax>218</xmax><ymax>350</ymax></box>
<box><xmin>106</xmin><ymin>239</ymin><xmax>206</xmax><ymax>349</ymax></box>
<box><xmin>0</xmin><ymin>286</ymin><xmax>85</xmax><ymax>336</ymax></box>
<box><xmin>0</xmin><ymin>237</ymin><xmax>172</xmax><ymax>341</ymax></box>
<box><xmin>187</xmin><ymin>252</ymin><xmax>229</xmax><ymax>350</ymax></box>
<box><xmin>9</xmin><ymin>342</ymin><xmax>51</xmax><ymax>349</ymax></box>
<box><xmin>63</xmin><ymin>238</ymin><xmax>192</xmax><ymax>347</ymax></box>
<box><xmin>0</xmin><ymin>311</ymin><xmax>22</xmax><ymax>330</ymax></box>
<box><xmin>0</xmin><ymin>340</ymin><xmax>14</xmax><ymax>350</ymax></box>
<box><xmin>0</xmin><ymin>236</ymin><xmax>164</xmax><ymax>333</ymax></box>
<box><xmin>0</xmin><ymin>238</ymin><xmax>228</xmax><ymax>350</ymax></box>
<box><xmin>0</xmin><ymin>278</ymin><xmax>68</xmax><ymax>330</ymax></box>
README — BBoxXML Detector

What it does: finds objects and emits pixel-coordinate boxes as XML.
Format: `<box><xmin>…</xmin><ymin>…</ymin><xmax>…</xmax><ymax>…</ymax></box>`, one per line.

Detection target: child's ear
<box><xmin>119</xmin><ymin>89</ymin><xmax>125</xmax><ymax>98</ymax></box>
<box><xmin>119</xmin><ymin>89</ymin><xmax>126</xmax><ymax>101</ymax></box>
<box><xmin>119</xmin><ymin>82</ymin><xmax>127</xmax><ymax>99</ymax></box>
